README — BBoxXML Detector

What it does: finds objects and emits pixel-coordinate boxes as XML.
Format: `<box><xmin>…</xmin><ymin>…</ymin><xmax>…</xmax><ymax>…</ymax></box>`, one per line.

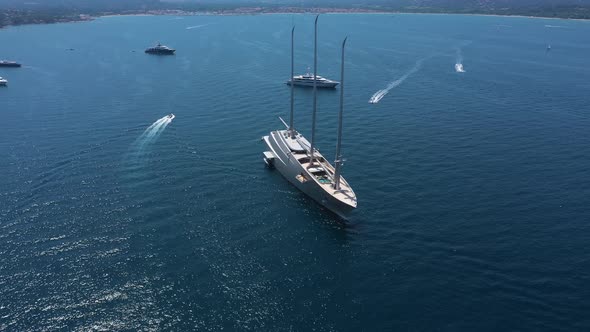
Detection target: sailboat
<box><xmin>262</xmin><ymin>16</ymin><xmax>357</xmax><ymax>218</ymax></box>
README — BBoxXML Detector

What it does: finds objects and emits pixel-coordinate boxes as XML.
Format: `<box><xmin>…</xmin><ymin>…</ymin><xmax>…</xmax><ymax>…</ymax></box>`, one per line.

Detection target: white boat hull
<box><xmin>263</xmin><ymin>130</ymin><xmax>356</xmax><ymax>218</ymax></box>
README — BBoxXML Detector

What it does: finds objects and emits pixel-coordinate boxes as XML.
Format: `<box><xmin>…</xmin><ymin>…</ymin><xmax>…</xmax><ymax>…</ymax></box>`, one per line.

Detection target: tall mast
<box><xmin>289</xmin><ymin>26</ymin><xmax>295</xmax><ymax>138</ymax></box>
<box><xmin>333</xmin><ymin>37</ymin><xmax>347</xmax><ymax>190</ymax></box>
<box><xmin>309</xmin><ymin>15</ymin><xmax>319</xmax><ymax>165</ymax></box>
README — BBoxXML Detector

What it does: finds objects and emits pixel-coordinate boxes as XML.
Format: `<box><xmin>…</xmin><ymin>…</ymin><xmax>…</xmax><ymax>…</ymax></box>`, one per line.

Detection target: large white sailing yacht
<box><xmin>262</xmin><ymin>16</ymin><xmax>357</xmax><ymax>218</ymax></box>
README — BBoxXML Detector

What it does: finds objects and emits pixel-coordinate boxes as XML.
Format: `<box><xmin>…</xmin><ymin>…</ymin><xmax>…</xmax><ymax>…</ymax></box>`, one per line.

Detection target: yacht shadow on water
<box><xmin>273</xmin><ymin>179</ymin><xmax>360</xmax><ymax>228</ymax></box>
<box><xmin>303</xmin><ymin>202</ymin><xmax>363</xmax><ymax>235</ymax></box>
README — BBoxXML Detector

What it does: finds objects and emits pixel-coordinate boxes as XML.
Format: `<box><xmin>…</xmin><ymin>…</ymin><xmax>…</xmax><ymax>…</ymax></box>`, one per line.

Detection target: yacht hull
<box><xmin>263</xmin><ymin>130</ymin><xmax>355</xmax><ymax>219</ymax></box>
<box><xmin>286</xmin><ymin>80</ymin><xmax>339</xmax><ymax>88</ymax></box>
<box><xmin>145</xmin><ymin>50</ymin><xmax>175</xmax><ymax>55</ymax></box>
<box><xmin>0</xmin><ymin>62</ymin><xmax>21</xmax><ymax>67</ymax></box>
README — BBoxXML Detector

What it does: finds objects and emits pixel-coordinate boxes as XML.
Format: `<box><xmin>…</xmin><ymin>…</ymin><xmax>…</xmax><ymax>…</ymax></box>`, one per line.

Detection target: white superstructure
<box><xmin>287</xmin><ymin>73</ymin><xmax>339</xmax><ymax>88</ymax></box>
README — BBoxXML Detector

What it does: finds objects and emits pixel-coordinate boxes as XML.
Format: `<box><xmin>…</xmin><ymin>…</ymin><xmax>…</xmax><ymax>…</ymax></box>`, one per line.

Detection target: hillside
<box><xmin>2</xmin><ymin>0</ymin><xmax>590</xmax><ymax>28</ymax></box>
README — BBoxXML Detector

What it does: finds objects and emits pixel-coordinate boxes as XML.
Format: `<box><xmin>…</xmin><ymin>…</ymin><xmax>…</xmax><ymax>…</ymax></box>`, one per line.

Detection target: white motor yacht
<box><xmin>145</xmin><ymin>43</ymin><xmax>176</xmax><ymax>55</ymax></box>
<box><xmin>0</xmin><ymin>77</ymin><xmax>7</xmax><ymax>86</ymax></box>
<box><xmin>287</xmin><ymin>73</ymin><xmax>339</xmax><ymax>88</ymax></box>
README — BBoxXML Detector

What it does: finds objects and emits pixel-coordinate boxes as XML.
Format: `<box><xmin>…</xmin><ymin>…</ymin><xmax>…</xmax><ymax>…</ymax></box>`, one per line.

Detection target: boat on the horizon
<box><xmin>0</xmin><ymin>60</ymin><xmax>21</xmax><ymax>67</ymax></box>
<box><xmin>145</xmin><ymin>43</ymin><xmax>175</xmax><ymax>55</ymax></box>
<box><xmin>263</xmin><ymin>17</ymin><xmax>357</xmax><ymax>219</ymax></box>
<box><xmin>0</xmin><ymin>77</ymin><xmax>7</xmax><ymax>86</ymax></box>
<box><xmin>287</xmin><ymin>72</ymin><xmax>339</xmax><ymax>88</ymax></box>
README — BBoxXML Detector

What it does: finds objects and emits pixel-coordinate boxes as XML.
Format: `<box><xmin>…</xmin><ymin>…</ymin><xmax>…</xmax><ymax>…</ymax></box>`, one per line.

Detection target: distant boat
<box><xmin>0</xmin><ymin>60</ymin><xmax>21</xmax><ymax>67</ymax></box>
<box><xmin>145</xmin><ymin>43</ymin><xmax>175</xmax><ymax>55</ymax></box>
<box><xmin>287</xmin><ymin>69</ymin><xmax>339</xmax><ymax>88</ymax></box>
<box><xmin>263</xmin><ymin>17</ymin><xmax>357</xmax><ymax>218</ymax></box>
<box><xmin>0</xmin><ymin>77</ymin><xmax>7</xmax><ymax>86</ymax></box>
<box><xmin>547</xmin><ymin>44</ymin><xmax>552</xmax><ymax>51</ymax></box>
<box><xmin>167</xmin><ymin>113</ymin><xmax>175</xmax><ymax>120</ymax></box>
<box><xmin>455</xmin><ymin>63</ymin><xmax>465</xmax><ymax>73</ymax></box>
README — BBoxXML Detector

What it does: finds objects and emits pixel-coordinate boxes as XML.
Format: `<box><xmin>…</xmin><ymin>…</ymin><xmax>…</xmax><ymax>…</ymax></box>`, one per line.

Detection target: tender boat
<box><xmin>263</xmin><ymin>17</ymin><xmax>357</xmax><ymax>219</ymax></box>
<box><xmin>0</xmin><ymin>60</ymin><xmax>21</xmax><ymax>67</ymax></box>
<box><xmin>167</xmin><ymin>113</ymin><xmax>175</xmax><ymax>120</ymax></box>
<box><xmin>0</xmin><ymin>77</ymin><xmax>7</xmax><ymax>86</ymax></box>
<box><xmin>145</xmin><ymin>43</ymin><xmax>175</xmax><ymax>55</ymax></box>
<box><xmin>369</xmin><ymin>90</ymin><xmax>387</xmax><ymax>104</ymax></box>
<box><xmin>287</xmin><ymin>72</ymin><xmax>339</xmax><ymax>88</ymax></box>
<box><xmin>455</xmin><ymin>63</ymin><xmax>465</xmax><ymax>73</ymax></box>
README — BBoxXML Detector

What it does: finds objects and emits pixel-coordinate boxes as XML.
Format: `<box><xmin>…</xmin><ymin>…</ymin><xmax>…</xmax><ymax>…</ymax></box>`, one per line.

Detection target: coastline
<box><xmin>2</xmin><ymin>7</ymin><xmax>589</xmax><ymax>30</ymax></box>
<box><xmin>95</xmin><ymin>9</ymin><xmax>590</xmax><ymax>21</ymax></box>
<box><xmin>409</xmin><ymin>11</ymin><xmax>590</xmax><ymax>22</ymax></box>
<box><xmin>100</xmin><ymin>11</ymin><xmax>587</xmax><ymax>19</ymax></box>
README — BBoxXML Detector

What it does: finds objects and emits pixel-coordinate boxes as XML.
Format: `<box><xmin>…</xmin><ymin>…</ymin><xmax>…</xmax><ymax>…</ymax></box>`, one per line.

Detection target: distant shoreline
<box><xmin>94</xmin><ymin>9</ymin><xmax>590</xmax><ymax>21</ymax></box>
<box><xmin>85</xmin><ymin>11</ymin><xmax>590</xmax><ymax>21</ymax></box>
<box><xmin>2</xmin><ymin>8</ymin><xmax>589</xmax><ymax>30</ymax></box>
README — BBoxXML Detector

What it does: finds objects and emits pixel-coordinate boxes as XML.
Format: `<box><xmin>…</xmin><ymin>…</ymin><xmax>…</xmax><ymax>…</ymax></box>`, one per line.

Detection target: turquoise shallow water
<box><xmin>1</xmin><ymin>13</ymin><xmax>590</xmax><ymax>331</ymax></box>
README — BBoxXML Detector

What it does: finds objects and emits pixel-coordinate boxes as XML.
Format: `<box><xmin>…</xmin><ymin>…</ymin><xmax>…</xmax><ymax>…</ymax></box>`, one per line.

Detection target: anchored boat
<box><xmin>0</xmin><ymin>60</ymin><xmax>21</xmax><ymax>67</ymax></box>
<box><xmin>286</xmin><ymin>72</ymin><xmax>339</xmax><ymax>88</ymax></box>
<box><xmin>263</xmin><ymin>16</ymin><xmax>357</xmax><ymax>218</ymax></box>
<box><xmin>145</xmin><ymin>43</ymin><xmax>175</xmax><ymax>55</ymax></box>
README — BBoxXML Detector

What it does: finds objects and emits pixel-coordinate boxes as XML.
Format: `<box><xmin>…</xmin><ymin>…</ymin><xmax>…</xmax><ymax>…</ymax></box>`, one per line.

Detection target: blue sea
<box><xmin>1</xmin><ymin>13</ymin><xmax>590</xmax><ymax>331</ymax></box>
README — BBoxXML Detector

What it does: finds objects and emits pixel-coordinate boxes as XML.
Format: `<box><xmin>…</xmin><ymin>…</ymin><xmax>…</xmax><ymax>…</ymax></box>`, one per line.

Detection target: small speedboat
<box><xmin>455</xmin><ymin>63</ymin><xmax>465</xmax><ymax>73</ymax></box>
<box><xmin>167</xmin><ymin>113</ymin><xmax>175</xmax><ymax>120</ymax></box>
<box><xmin>0</xmin><ymin>77</ymin><xmax>7</xmax><ymax>86</ymax></box>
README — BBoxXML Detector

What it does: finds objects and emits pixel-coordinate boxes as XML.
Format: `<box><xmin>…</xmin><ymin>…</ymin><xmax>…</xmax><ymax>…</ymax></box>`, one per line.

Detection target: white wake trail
<box><xmin>125</xmin><ymin>115</ymin><xmax>176</xmax><ymax>174</ymax></box>
<box><xmin>136</xmin><ymin>115</ymin><xmax>175</xmax><ymax>150</ymax></box>
<box><xmin>139</xmin><ymin>118</ymin><xmax>166</xmax><ymax>138</ymax></box>
<box><xmin>455</xmin><ymin>47</ymin><xmax>466</xmax><ymax>73</ymax></box>
<box><xmin>150</xmin><ymin>118</ymin><xmax>173</xmax><ymax>141</ymax></box>
<box><xmin>186</xmin><ymin>24</ymin><xmax>209</xmax><ymax>30</ymax></box>
<box><xmin>369</xmin><ymin>58</ymin><xmax>424</xmax><ymax>104</ymax></box>
<box><xmin>146</xmin><ymin>119</ymin><xmax>169</xmax><ymax>138</ymax></box>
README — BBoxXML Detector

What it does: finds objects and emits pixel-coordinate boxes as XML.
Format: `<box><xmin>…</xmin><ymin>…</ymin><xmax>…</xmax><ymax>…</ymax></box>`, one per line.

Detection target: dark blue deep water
<box><xmin>1</xmin><ymin>13</ymin><xmax>590</xmax><ymax>331</ymax></box>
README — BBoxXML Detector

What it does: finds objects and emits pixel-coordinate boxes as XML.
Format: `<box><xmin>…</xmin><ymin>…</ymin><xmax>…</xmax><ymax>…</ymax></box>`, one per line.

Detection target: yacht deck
<box><xmin>278</xmin><ymin>130</ymin><xmax>357</xmax><ymax>207</ymax></box>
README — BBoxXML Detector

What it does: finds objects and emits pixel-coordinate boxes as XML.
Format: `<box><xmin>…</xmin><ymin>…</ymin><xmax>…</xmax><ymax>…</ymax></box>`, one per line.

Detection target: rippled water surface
<box><xmin>1</xmin><ymin>13</ymin><xmax>590</xmax><ymax>331</ymax></box>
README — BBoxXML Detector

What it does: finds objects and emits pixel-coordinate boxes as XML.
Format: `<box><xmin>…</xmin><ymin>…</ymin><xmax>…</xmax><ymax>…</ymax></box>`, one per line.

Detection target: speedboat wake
<box><xmin>369</xmin><ymin>58</ymin><xmax>424</xmax><ymax>104</ymax></box>
<box><xmin>137</xmin><ymin>114</ymin><xmax>175</xmax><ymax>147</ymax></box>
